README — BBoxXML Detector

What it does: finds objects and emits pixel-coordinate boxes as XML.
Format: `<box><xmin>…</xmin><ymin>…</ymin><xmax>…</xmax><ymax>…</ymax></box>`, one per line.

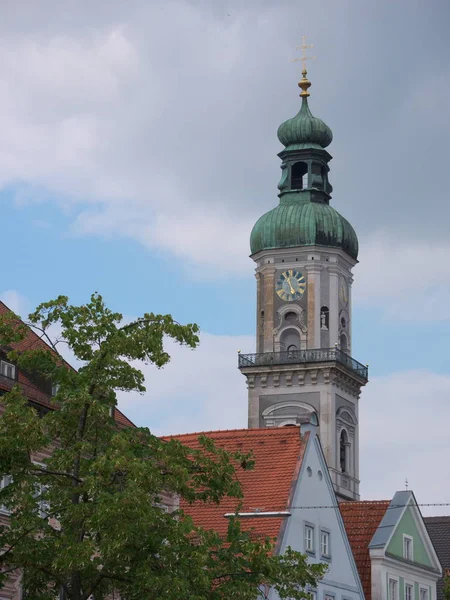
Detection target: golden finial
<box><xmin>292</xmin><ymin>35</ymin><xmax>316</xmax><ymax>97</ymax></box>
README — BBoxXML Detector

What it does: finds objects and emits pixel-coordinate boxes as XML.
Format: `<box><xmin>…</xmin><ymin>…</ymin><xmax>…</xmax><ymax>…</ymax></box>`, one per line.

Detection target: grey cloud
<box><xmin>0</xmin><ymin>0</ymin><xmax>448</xmax><ymax>266</ymax></box>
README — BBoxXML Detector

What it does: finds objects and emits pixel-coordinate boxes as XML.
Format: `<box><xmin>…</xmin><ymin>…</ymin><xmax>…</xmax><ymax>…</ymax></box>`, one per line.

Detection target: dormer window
<box><xmin>1</xmin><ymin>360</ymin><xmax>16</xmax><ymax>380</ymax></box>
<box><xmin>403</xmin><ymin>534</ymin><xmax>413</xmax><ymax>561</ymax></box>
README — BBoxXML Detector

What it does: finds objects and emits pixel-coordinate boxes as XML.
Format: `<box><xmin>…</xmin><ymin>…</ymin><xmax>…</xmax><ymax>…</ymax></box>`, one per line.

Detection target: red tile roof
<box><xmin>340</xmin><ymin>500</ymin><xmax>390</xmax><ymax>600</ymax></box>
<box><xmin>0</xmin><ymin>301</ymin><xmax>134</xmax><ymax>428</ymax></box>
<box><xmin>170</xmin><ymin>427</ymin><xmax>307</xmax><ymax>544</ymax></box>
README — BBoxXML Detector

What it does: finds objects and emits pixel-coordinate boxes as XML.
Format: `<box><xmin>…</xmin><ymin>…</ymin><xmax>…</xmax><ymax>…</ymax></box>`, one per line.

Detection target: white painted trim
<box><xmin>224</xmin><ymin>511</ymin><xmax>291</xmax><ymax>519</ymax></box>
<box><xmin>371</xmin><ymin>552</ymin><xmax>441</xmax><ymax>581</ymax></box>
<box><xmin>262</xmin><ymin>401</ymin><xmax>316</xmax><ymax>417</ymax></box>
<box><xmin>419</xmin><ymin>585</ymin><xmax>430</xmax><ymax>600</ymax></box>
<box><xmin>404</xmin><ymin>580</ymin><xmax>414</xmax><ymax>600</ymax></box>
<box><xmin>388</xmin><ymin>575</ymin><xmax>400</xmax><ymax>600</ymax></box>
<box><xmin>403</xmin><ymin>533</ymin><xmax>413</xmax><ymax>561</ymax></box>
<box><xmin>406</xmin><ymin>496</ymin><xmax>442</xmax><ymax>572</ymax></box>
<box><xmin>336</xmin><ymin>406</ymin><xmax>358</xmax><ymax>425</ymax></box>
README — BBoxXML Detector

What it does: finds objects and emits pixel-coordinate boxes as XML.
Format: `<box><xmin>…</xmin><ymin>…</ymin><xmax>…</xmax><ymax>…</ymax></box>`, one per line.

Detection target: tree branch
<box><xmin>27</xmin><ymin>322</ymin><xmax>61</xmax><ymax>355</ymax></box>
<box><xmin>30</xmin><ymin>467</ymin><xmax>83</xmax><ymax>484</ymax></box>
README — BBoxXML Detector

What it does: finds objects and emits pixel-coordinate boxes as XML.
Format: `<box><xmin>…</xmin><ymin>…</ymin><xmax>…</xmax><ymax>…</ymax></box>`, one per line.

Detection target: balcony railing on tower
<box><xmin>238</xmin><ymin>347</ymin><xmax>368</xmax><ymax>382</ymax></box>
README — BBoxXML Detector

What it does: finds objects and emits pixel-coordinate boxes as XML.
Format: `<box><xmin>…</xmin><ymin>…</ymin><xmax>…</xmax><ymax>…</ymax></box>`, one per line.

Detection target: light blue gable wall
<box><xmin>270</xmin><ymin>430</ymin><xmax>364</xmax><ymax>600</ymax></box>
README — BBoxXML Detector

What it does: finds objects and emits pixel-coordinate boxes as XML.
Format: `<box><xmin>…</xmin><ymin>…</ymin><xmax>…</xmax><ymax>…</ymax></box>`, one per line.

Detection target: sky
<box><xmin>0</xmin><ymin>0</ymin><xmax>450</xmax><ymax>515</ymax></box>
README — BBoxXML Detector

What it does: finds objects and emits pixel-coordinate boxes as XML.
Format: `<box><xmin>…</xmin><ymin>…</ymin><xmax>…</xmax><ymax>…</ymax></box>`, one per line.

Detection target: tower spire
<box><xmin>241</xmin><ymin>56</ymin><xmax>367</xmax><ymax>502</ymax></box>
<box><xmin>292</xmin><ymin>35</ymin><xmax>316</xmax><ymax>98</ymax></box>
<box><xmin>298</xmin><ymin>69</ymin><xmax>311</xmax><ymax>98</ymax></box>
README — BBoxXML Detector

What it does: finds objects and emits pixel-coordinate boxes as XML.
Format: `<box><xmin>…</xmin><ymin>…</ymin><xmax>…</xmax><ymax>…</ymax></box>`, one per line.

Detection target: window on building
<box><xmin>340</xmin><ymin>333</ymin><xmax>348</xmax><ymax>352</ymax></box>
<box><xmin>320</xmin><ymin>530</ymin><xmax>330</xmax><ymax>558</ymax></box>
<box><xmin>0</xmin><ymin>360</ymin><xmax>16</xmax><ymax>380</ymax></box>
<box><xmin>0</xmin><ymin>474</ymin><xmax>12</xmax><ymax>514</ymax></box>
<box><xmin>405</xmin><ymin>584</ymin><xmax>413</xmax><ymax>600</ymax></box>
<box><xmin>403</xmin><ymin>535</ymin><xmax>413</xmax><ymax>561</ymax></box>
<box><xmin>32</xmin><ymin>462</ymin><xmax>49</xmax><ymax>519</ymax></box>
<box><xmin>324</xmin><ymin>595</ymin><xmax>335</xmax><ymax>600</ymax></box>
<box><xmin>340</xmin><ymin>429</ymin><xmax>348</xmax><ymax>472</ymax></box>
<box><xmin>51</xmin><ymin>383</ymin><xmax>60</xmax><ymax>397</ymax></box>
<box><xmin>420</xmin><ymin>588</ymin><xmax>429</xmax><ymax>600</ymax></box>
<box><xmin>388</xmin><ymin>579</ymin><xmax>398</xmax><ymax>600</ymax></box>
<box><xmin>33</xmin><ymin>482</ymin><xmax>49</xmax><ymax>519</ymax></box>
<box><xmin>304</xmin><ymin>524</ymin><xmax>315</xmax><ymax>553</ymax></box>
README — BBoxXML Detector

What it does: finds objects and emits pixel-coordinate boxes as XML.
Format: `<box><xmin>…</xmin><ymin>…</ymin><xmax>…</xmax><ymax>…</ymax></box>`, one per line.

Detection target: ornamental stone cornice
<box><xmin>304</xmin><ymin>263</ymin><xmax>324</xmax><ymax>274</ymax></box>
<box><xmin>240</xmin><ymin>363</ymin><xmax>364</xmax><ymax>397</ymax></box>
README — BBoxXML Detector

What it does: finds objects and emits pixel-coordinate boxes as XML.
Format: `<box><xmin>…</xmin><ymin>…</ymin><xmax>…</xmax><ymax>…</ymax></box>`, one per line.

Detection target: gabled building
<box><xmin>424</xmin><ymin>516</ymin><xmax>450</xmax><ymax>600</ymax></box>
<box><xmin>341</xmin><ymin>492</ymin><xmax>442</xmax><ymax>600</ymax></box>
<box><xmin>0</xmin><ymin>300</ymin><xmax>134</xmax><ymax>426</ymax></box>
<box><xmin>174</xmin><ymin>425</ymin><xmax>365</xmax><ymax>600</ymax></box>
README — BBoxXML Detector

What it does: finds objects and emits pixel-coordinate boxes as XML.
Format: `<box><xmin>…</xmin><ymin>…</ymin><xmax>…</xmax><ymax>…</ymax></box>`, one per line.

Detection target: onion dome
<box><xmin>250</xmin><ymin>69</ymin><xmax>358</xmax><ymax>260</ymax></box>
<box><xmin>277</xmin><ymin>71</ymin><xmax>332</xmax><ymax>150</ymax></box>
<box><xmin>250</xmin><ymin>200</ymin><xmax>359</xmax><ymax>260</ymax></box>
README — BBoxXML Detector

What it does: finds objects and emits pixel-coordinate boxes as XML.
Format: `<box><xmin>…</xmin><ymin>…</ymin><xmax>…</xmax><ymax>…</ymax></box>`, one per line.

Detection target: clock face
<box><xmin>339</xmin><ymin>278</ymin><xmax>348</xmax><ymax>305</ymax></box>
<box><xmin>275</xmin><ymin>269</ymin><xmax>306</xmax><ymax>302</ymax></box>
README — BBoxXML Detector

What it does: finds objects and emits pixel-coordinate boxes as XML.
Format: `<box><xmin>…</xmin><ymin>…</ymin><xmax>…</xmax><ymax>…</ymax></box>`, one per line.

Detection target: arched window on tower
<box><xmin>280</xmin><ymin>328</ymin><xmax>301</xmax><ymax>356</ymax></box>
<box><xmin>321</xmin><ymin>165</ymin><xmax>328</xmax><ymax>191</ymax></box>
<box><xmin>287</xmin><ymin>344</ymin><xmax>298</xmax><ymax>359</ymax></box>
<box><xmin>291</xmin><ymin>161</ymin><xmax>308</xmax><ymax>190</ymax></box>
<box><xmin>340</xmin><ymin>333</ymin><xmax>348</xmax><ymax>353</ymax></box>
<box><xmin>340</xmin><ymin>429</ymin><xmax>348</xmax><ymax>472</ymax></box>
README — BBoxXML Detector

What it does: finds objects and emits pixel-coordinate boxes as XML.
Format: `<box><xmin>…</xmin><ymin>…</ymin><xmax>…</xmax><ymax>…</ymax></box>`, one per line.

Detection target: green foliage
<box><xmin>0</xmin><ymin>293</ymin><xmax>325</xmax><ymax>600</ymax></box>
<box><xmin>444</xmin><ymin>576</ymin><xmax>450</xmax><ymax>600</ymax></box>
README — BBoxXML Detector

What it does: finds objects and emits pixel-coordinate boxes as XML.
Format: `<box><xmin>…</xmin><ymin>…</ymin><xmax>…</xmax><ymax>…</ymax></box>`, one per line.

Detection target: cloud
<box><xmin>0</xmin><ymin>290</ymin><xmax>31</xmax><ymax>317</ymax></box>
<box><xmin>73</xmin><ymin>204</ymin><xmax>254</xmax><ymax>276</ymax></box>
<box><xmin>0</xmin><ymin>1</ymin><xmax>449</xmax><ymax>274</ymax></box>
<box><xmin>360</xmin><ymin>370</ymin><xmax>450</xmax><ymax>515</ymax></box>
<box><xmin>354</xmin><ymin>232</ymin><xmax>450</xmax><ymax>321</ymax></box>
<box><xmin>117</xmin><ymin>331</ymin><xmax>254</xmax><ymax>435</ymax></box>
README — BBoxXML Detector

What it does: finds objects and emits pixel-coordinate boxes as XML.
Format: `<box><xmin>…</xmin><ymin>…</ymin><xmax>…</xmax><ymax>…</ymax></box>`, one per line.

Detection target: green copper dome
<box><xmin>250</xmin><ymin>72</ymin><xmax>358</xmax><ymax>260</ymax></box>
<box><xmin>250</xmin><ymin>200</ymin><xmax>359</xmax><ymax>259</ymax></box>
<box><xmin>277</xmin><ymin>97</ymin><xmax>333</xmax><ymax>150</ymax></box>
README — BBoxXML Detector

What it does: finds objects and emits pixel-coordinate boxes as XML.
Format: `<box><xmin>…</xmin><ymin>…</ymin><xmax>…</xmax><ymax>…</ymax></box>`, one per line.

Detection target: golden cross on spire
<box><xmin>292</xmin><ymin>36</ymin><xmax>316</xmax><ymax>98</ymax></box>
<box><xmin>293</xmin><ymin>35</ymin><xmax>316</xmax><ymax>71</ymax></box>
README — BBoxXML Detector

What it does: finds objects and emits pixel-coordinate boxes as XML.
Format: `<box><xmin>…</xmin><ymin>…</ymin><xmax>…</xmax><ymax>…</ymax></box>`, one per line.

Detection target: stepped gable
<box><xmin>170</xmin><ymin>426</ymin><xmax>307</xmax><ymax>541</ymax></box>
<box><xmin>340</xmin><ymin>500</ymin><xmax>390</xmax><ymax>600</ymax></box>
<box><xmin>0</xmin><ymin>301</ymin><xmax>134</xmax><ymax>428</ymax></box>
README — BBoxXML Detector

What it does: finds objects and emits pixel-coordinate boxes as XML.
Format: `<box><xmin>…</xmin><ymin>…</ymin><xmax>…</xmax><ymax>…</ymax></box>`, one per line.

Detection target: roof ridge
<box><xmin>168</xmin><ymin>426</ymin><xmax>300</xmax><ymax>439</ymax></box>
<box><xmin>341</xmin><ymin>500</ymin><xmax>390</xmax><ymax>506</ymax></box>
<box><xmin>0</xmin><ymin>300</ymin><xmax>74</xmax><ymax>370</ymax></box>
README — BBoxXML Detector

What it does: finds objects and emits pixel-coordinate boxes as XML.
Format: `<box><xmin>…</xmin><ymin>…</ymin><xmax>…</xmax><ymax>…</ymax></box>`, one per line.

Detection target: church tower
<box><xmin>239</xmin><ymin>69</ymin><xmax>368</xmax><ymax>501</ymax></box>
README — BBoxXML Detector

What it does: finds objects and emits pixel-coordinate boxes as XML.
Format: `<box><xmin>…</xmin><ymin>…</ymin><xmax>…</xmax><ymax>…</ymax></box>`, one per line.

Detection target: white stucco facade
<box><xmin>269</xmin><ymin>427</ymin><xmax>364</xmax><ymax>600</ymax></box>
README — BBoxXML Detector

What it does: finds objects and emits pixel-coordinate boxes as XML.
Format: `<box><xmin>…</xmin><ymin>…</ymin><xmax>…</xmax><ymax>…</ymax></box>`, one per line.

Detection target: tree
<box><xmin>444</xmin><ymin>575</ymin><xmax>450</xmax><ymax>600</ymax></box>
<box><xmin>0</xmin><ymin>293</ymin><xmax>325</xmax><ymax>600</ymax></box>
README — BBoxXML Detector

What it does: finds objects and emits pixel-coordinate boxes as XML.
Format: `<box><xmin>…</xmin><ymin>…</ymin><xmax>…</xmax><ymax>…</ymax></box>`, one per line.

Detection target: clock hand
<box><xmin>287</xmin><ymin>278</ymin><xmax>295</xmax><ymax>295</ymax></box>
